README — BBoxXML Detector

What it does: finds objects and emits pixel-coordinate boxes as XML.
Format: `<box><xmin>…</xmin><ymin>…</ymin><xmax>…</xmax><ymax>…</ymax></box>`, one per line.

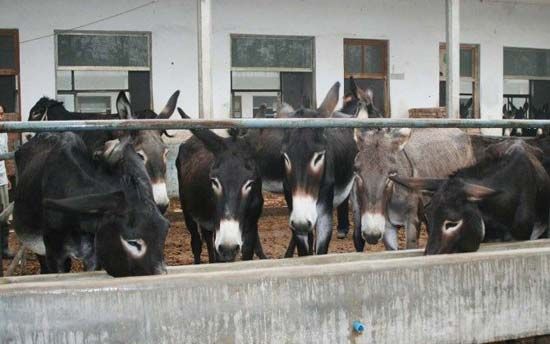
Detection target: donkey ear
<box><xmin>95</xmin><ymin>137</ymin><xmax>130</xmax><ymax>166</ymax></box>
<box><xmin>157</xmin><ymin>90</ymin><xmax>180</xmax><ymax>119</ymax></box>
<box><xmin>349</xmin><ymin>76</ymin><xmax>359</xmax><ymax>99</ymax></box>
<box><xmin>390</xmin><ymin>176</ymin><xmax>446</xmax><ymax>194</ymax></box>
<box><xmin>390</xmin><ymin>128</ymin><xmax>412</xmax><ymax>151</ymax></box>
<box><xmin>181</xmin><ymin>113</ymin><xmax>226</xmax><ymax>154</ymax></box>
<box><xmin>177</xmin><ymin>108</ymin><xmax>190</xmax><ymax>119</ymax></box>
<box><xmin>317</xmin><ymin>82</ymin><xmax>340</xmax><ymax>118</ymax></box>
<box><xmin>463</xmin><ymin>183</ymin><xmax>498</xmax><ymax>202</ymax></box>
<box><xmin>43</xmin><ymin>190</ymin><xmax>127</xmax><ymax>219</ymax></box>
<box><xmin>116</xmin><ymin>92</ymin><xmax>135</xmax><ymax>120</ymax></box>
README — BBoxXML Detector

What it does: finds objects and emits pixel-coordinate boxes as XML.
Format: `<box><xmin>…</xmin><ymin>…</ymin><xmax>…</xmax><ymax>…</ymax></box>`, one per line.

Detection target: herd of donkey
<box><xmin>5</xmin><ymin>77</ymin><xmax>550</xmax><ymax>277</ymax></box>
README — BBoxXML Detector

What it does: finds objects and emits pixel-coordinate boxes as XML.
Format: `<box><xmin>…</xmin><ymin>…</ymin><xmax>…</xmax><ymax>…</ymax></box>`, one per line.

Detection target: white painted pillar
<box><xmin>197</xmin><ymin>0</ymin><xmax>213</xmax><ymax>119</ymax></box>
<box><xmin>446</xmin><ymin>0</ymin><xmax>460</xmax><ymax>119</ymax></box>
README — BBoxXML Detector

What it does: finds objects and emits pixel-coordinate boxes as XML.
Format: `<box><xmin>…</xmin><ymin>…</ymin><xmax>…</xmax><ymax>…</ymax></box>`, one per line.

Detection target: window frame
<box><xmin>344</xmin><ymin>38</ymin><xmax>390</xmax><ymax>116</ymax></box>
<box><xmin>503</xmin><ymin>47</ymin><xmax>550</xmax><ymax>81</ymax></box>
<box><xmin>0</xmin><ymin>29</ymin><xmax>21</xmax><ymax>121</ymax></box>
<box><xmin>54</xmin><ymin>30</ymin><xmax>153</xmax><ymax>112</ymax></box>
<box><xmin>439</xmin><ymin>43</ymin><xmax>480</xmax><ymax>119</ymax></box>
<box><xmin>230</xmin><ymin>34</ymin><xmax>316</xmax><ymax>116</ymax></box>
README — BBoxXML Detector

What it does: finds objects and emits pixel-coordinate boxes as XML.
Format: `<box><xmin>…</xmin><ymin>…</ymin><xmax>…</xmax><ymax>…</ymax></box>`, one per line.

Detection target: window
<box><xmin>439</xmin><ymin>44</ymin><xmax>480</xmax><ymax>119</ymax></box>
<box><xmin>55</xmin><ymin>31</ymin><xmax>152</xmax><ymax>114</ymax></box>
<box><xmin>231</xmin><ymin>34</ymin><xmax>315</xmax><ymax>118</ymax></box>
<box><xmin>0</xmin><ymin>29</ymin><xmax>20</xmax><ymax>118</ymax></box>
<box><xmin>344</xmin><ymin>39</ymin><xmax>389</xmax><ymax>116</ymax></box>
<box><xmin>503</xmin><ymin>47</ymin><xmax>550</xmax><ymax>122</ymax></box>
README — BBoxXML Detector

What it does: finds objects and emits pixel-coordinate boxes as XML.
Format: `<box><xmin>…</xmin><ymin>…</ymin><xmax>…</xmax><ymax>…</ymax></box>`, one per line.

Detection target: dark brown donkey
<box><xmin>176</xmin><ymin>110</ymin><xmax>264</xmax><ymax>263</ymax></box>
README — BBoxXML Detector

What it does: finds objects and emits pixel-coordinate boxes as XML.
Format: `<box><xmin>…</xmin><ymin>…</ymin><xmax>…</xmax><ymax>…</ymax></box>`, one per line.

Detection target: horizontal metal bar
<box><xmin>0</xmin><ymin>152</ymin><xmax>15</xmax><ymax>161</ymax></box>
<box><xmin>2</xmin><ymin>118</ymin><xmax>550</xmax><ymax>132</ymax></box>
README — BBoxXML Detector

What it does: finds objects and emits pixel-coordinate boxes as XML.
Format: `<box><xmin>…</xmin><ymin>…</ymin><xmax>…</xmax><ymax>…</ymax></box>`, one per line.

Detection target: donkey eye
<box><xmin>443</xmin><ymin>220</ymin><xmax>463</xmax><ymax>232</ymax></box>
<box><xmin>211</xmin><ymin>178</ymin><xmax>222</xmax><ymax>194</ymax></box>
<box><xmin>283</xmin><ymin>153</ymin><xmax>291</xmax><ymax>171</ymax></box>
<box><xmin>311</xmin><ymin>151</ymin><xmax>326</xmax><ymax>169</ymax></box>
<box><xmin>136</xmin><ymin>150</ymin><xmax>147</xmax><ymax>163</ymax></box>
<box><xmin>242</xmin><ymin>180</ymin><xmax>255</xmax><ymax>195</ymax></box>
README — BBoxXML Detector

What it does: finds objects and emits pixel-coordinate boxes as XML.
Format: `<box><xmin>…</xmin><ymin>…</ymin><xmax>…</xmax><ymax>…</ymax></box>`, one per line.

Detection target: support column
<box><xmin>197</xmin><ymin>0</ymin><xmax>213</xmax><ymax>119</ymax></box>
<box><xmin>446</xmin><ymin>0</ymin><xmax>460</xmax><ymax>119</ymax></box>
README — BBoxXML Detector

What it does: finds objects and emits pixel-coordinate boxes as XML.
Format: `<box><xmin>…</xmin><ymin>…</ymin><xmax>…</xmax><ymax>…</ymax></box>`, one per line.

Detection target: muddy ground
<box><xmin>1</xmin><ymin>193</ymin><xmax>427</xmax><ymax>275</ymax></box>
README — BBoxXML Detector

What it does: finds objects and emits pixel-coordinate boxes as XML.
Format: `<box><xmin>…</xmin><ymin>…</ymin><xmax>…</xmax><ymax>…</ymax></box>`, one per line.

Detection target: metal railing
<box><xmin>0</xmin><ymin>118</ymin><xmax>550</xmax><ymax>132</ymax></box>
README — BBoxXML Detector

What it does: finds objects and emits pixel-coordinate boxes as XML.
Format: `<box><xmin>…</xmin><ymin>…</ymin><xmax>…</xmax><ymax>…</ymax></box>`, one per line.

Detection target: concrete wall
<box><xmin>2</xmin><ymin>240</ymin><xmax>550</xmax><ymax>343</ymax></box>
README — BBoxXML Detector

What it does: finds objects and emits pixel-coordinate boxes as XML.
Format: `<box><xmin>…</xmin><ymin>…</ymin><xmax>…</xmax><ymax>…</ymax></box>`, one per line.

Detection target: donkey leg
<box><xmin>383</xmin><ymin>224</ymin><xmax>399</xmax><ymax>251</ymax></box>
<box><xmin>37</xmin><ymin>254</ymin><xmax>50</xmax><ymax>274</ymax></box>
<box><xmin>284</xmin><ymin>234</ymin><xmax>297</xmax><ymax>258</ymax></box>
<box><xmin>254</xmin><ymin>236</ymin><xmax>268</xmax><ymax>259</ymax></box>
<box><xmin>183</xmin><ymin>211</ymin><xmax>202</xmax><ymax>264</ymax></box>
<box><xmin>336</xmin><ymin>197</ymin><xmax>350</xmax><ymax>239</ymax></box>
<box><xmin>201</xmin><ymin>228</ymin><xmax>216</xmax><ymax>263</ymax></box>
<box><xmin>241</xmin><ymin>226</ymin><xmax>258</xmax><ymax>261</ymax></box>
<box><xmin>405</xmin><ymin>209</ymin><xmax>421</xmax><ymax>249</ymax></box>
<box><xmin>315</xmin><ymin>210</ymin><xmax>333</xmax><ymax>255</ymax></box>
<box><xmin>353</xmin><ymin>223</ymin><xmax>365</xmax><ymax>252</ymax></box>
<box><xmin>295</xmin><ymin>234</ymin><xmax>310</xmax><ymax>257</ymax></box>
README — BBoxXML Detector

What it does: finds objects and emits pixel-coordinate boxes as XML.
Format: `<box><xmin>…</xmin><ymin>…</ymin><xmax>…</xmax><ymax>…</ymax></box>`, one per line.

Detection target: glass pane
<box><xmin>460</xmin><ymin>80</ymin><xmax>473</xmax><ymax>94</ymax></box>
<box><xmin>233</xmin><ymin>91</ymin><xmax>279</xmax><ymax>118</ymax></box>
<box><xmin>57</xmin><ymin>33</ymin><xmax>149</xmax><ymax>68</ymax></box>
<box><xmin>460</xmin><ymin>95</ymin><xmax>474</xmax><ymax>119</ymax></box>
<box><xmin>503</xmin><ymin>79</ymin><xmax>530</xmax><ymax>95</ymax></box>
<box><xmin>344</xmin><ymin>45</ymin><xmax>362</xmax><ymax>74</ymax></box>
<box><xmin>364</xmin><ymin>45</ymin><xmax>383</xmax><ymax>74</ymax></box>
<box><xmin>0</xmin><ymin>34</ymin><xmax>15</xmax><ymax>70</ymax></box>
<box><xmin>531</xmin><ymin>80</ymin><xmax>550</xmax><ymax>113</ymax></box>
<box><xmin>0</xmin><ymin>76</ymin><xmax>16</xmax><ymax>112</ymax></box>
<box><xmin>440</xmin><ymin>47</ymin><xmax>476</xmax><ymax>78</ymax></box>
<box><xmin>232</xmin><ymin>71</ymin><xmax>280</xmax><ymax>90</ymax></box>
<box><xmin>344</xmin><ymin>78</ymin><xmax>386</xmax><ymax>115</ymax></box>
<box><xmin>231</xmin><ymin>35</ymin><xmax>313</xmax><ymax>69</ymax></box>
<box><xmin>56</xmin><ymin>94</ymin><xmax>75</xmax><ymax>112</ymax></box>
<box><xmin>504</xmin><ymin>47</ymin><xmax>550</xmax><ymax>78</ymax></box>
<box><xmin>56</xmin><ymin>71</ymin><xmax>72</xmax><ymax>91</ymax></box>
<box><xmin>253</xmin><ymin>96</ymin><xmax>279</xmax><ymax>117</ymax></box>
<box><xmin>281</xmin><ymin>72</ymin><xmax>313</xmax><ymax>109</ymax></box>
<box><xmin>75</xmin><ymin>92</ymin><xmax>120</xmax><ymax>114</ymax></box>
<box><xmin>74</xmin><ymin>71</ymin><xmax>128</xmax><ymax>90</ymax></box>
<box><xmin>460</xmin><ymin>49</ymin><xmax>473</xmax><ymax>77</ymax></box>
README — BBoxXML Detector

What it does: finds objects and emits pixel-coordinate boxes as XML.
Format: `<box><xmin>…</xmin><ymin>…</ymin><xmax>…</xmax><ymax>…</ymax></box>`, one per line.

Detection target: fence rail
<box><xmin>2</xmin><ymin>118</ymin><xmax>550</xmax><ymax>132</ymax></box>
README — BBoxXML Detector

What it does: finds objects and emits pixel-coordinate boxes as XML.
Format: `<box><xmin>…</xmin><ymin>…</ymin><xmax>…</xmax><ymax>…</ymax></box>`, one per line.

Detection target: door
<box><xmin>344</xmin><ymin>39</ymin><xmax>389</xmax><ymax>116</ymax></box>
<box><xmin>0</xmin><ymin>29</ymin><xmax>21</xmax><ymax>177</ymax></box>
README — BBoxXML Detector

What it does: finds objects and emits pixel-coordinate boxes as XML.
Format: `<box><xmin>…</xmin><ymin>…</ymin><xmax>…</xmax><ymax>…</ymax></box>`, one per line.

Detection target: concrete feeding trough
<box><xmin>1</xmin><ymin>240</ymin><xmax>550</xmax><ymax>344</ymax></box>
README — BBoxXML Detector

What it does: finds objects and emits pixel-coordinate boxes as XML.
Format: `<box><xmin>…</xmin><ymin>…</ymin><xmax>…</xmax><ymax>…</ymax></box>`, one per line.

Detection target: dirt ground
<box><xmin>1</xmin><ymin>193</ymin><xmax>428</xmax><ymax>275</ymax></box>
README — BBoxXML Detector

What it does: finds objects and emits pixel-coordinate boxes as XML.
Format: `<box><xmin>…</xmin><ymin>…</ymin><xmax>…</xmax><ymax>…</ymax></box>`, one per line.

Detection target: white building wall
<box><xmin>1</xmin><ymin>0</ymin><xmax>550</xmax><ymax>121</ymax></box>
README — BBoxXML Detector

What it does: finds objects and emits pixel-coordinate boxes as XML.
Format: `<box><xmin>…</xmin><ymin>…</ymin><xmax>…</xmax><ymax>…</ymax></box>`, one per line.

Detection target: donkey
<box><xmin>281</xmin><ymin>82</ymin><xmax>358</xmax><ymax>256</ymax></box>
<box><xmin>391</xmin><ymin>140</ymin><xmax>550</xmax><ymax>254</ymax></box>
<box><xmin>14</xmin><ymin>132</ymin><xmax>169</xmax><ymax>276</ymax></box>
<box><xmin>28</xmin><ymin>91</ymin><xmax>180</xmax><ymax>213</ymax></box>
<box><xmin>351</xmin><ymin>102</ymin><xmax>477</xmax><ymax>251</ymax></box>
<box><xmin>176</xmin><ymin>109</ymin><xmax>264</xmax><ymax>263</ymax></box>
<box><xmin>340</xmin><ymin>76</ymin><xmax>383</xmax><ymax>118</ymax></box>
